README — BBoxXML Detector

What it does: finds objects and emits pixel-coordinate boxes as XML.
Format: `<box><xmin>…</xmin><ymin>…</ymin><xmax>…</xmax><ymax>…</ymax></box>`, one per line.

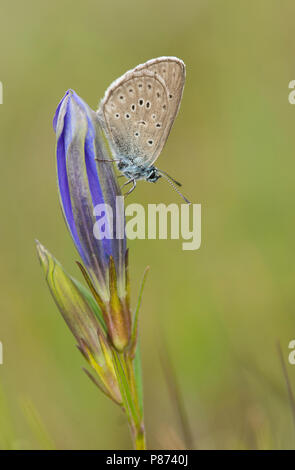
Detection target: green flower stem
<box><xmin>112</xmin><ymin>350</ymin><xmax>146</xmax><ymax>450</ymax></box>
<box><xmin>126</xmin><ymin>354</ymin><xmax>146</xmax><ymax>450</ymax></box>
<box><xmin>134</xmin><ymin>427</ymin><xmax>146</xmax><ymax>450</ymax></box>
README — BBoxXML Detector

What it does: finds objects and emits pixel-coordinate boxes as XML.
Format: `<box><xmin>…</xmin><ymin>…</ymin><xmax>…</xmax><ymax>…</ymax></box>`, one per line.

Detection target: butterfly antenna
<box><xmin>158</xmin><ymin>169</ymin><xmax>182</xmax><ymax>187</ymax></box>
<box><xmin>158</xmin><ymin>171</ymin><xmax>191</xmax><ymax>204</ymax></box>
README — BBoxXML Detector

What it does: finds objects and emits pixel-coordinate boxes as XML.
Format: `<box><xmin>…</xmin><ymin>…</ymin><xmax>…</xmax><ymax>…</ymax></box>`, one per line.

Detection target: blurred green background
<box><xmin>1</xmin><ymin>0</ymin><xmax>295</xmax><ymax>449</ymax></box>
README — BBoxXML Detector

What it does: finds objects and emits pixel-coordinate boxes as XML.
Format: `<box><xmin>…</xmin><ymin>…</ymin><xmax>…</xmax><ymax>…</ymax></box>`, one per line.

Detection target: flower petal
<box><xmin>36</xmin><ymin>240</ymin><xmax>103</xmax><ymax>362</ymax></box>
<box><xmin>53</xmin><ymin>90</ymin><xmax>126</xmax><ymax>299</ymax></box>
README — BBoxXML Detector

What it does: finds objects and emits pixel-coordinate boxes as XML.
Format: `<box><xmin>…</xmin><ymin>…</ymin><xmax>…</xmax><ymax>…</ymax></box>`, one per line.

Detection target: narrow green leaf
<box><xmin>82</xmin><ymin>368</ymin><xmax>121</xmax><ymax>406</ymax></box>
<box><xmin>111</xmin><ymin>351</ymin><xmax>132</xmax><ymax>422</ymax></box>
<box><xmin>20</xmin><ymin>398</ymin><xmax>56</xmax><ymax>450</ymax></box>
<box><xmin>134</xmin><ymin>340</ymin><xmax>144</xmax><ymax>417</ymax></box>
<box><xmin>130</xmin><ymin>266</ymin><xmax>150</xmax><ymax>357</ymax></box>
<box><xmin>112</xmin><ymin>351</ymin><xmax>139</xmax><ymax>426</ymax></box>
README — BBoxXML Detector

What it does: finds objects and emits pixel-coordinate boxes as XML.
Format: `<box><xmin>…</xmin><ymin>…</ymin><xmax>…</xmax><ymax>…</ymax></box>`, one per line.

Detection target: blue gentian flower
<box><xmin>37</xmin><ymin>89</ymin><xmax>147</xmax><ymax>449</ymax></box>
<box><xmin>52</xmin><ymin>89</ymin><xmax>131</xmax><ymax>350</ymax></box>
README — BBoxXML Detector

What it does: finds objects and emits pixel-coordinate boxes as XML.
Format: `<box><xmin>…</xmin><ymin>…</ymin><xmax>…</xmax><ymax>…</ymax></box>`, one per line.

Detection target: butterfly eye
<box><xmin>146</xmin><ymin>101</ymin><xmax>151</xmax><ymax>109</ymax></box>
<box><xmin>156</xmin><ymin>123</ymin><xmax>161</xmax><ymax>128</ymax></box>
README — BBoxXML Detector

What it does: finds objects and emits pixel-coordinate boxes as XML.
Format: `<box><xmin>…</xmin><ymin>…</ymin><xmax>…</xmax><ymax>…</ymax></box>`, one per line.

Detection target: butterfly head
<box><xmin>116</xmin><ymin>160</ymin><xmax>161</xmax><ymax>183</ymax></box>
<box><xmin>145</xmin><ymin>167</ymin><xmax>161</xmax><ymax>183</ymax></box>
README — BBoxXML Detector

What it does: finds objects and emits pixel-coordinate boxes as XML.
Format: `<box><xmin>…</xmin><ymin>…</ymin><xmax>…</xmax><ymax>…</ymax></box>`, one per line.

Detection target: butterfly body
<box><xmin>98</xmin><ymin>57</ymin><xmax>190</xmax><ymax>201</ymax></box>
<box><xmin>116</xmin><ymin>158</ymin><xmax>161</xmax><ymax>183</ymax></box>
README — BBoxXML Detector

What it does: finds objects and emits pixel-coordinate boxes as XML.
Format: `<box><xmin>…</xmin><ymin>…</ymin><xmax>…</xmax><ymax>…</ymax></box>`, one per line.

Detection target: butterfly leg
<box><xmin>95</xmin><ymin>158</ymin><xmax>120</xmax><ymax>162</ymax></box>
<box><xmin>124</xmin><ymin>179</ymin><xmax>137</xmax><ymax>197</ymax></box>
<box><xmin>120</xmin><ymin>179</ymin><xmax>133</xmax><ymax>189</ymax></box>
<box><xmin>121</xmin><ymin>179</ymin><xmax>136</xmax><ymax>197</ymax></box>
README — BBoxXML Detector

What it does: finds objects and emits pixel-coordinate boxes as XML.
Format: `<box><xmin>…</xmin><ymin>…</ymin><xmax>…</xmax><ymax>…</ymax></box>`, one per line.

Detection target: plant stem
<box><xmin>120</xmin><ymin>353</ymin><xmax>146</xmax><ymax>450</ymax></box>
<box><xmin>132</xmin><ymin>424</ymin><xmax>146</xmax><ymax>450</ymax></box>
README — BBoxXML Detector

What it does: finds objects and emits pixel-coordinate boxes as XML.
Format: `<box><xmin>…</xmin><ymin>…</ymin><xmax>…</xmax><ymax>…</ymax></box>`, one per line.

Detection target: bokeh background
<box><xmin>1</xmin><ymin>0</ymin><xmax>295</xmax><ymax>450</ymax></box>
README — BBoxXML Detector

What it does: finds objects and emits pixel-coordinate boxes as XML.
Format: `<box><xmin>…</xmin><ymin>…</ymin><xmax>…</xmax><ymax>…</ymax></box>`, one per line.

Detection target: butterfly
<box><xmin>97</xmin><ymin>57</ymin><xmax>190</xmax><ymax>203</ymax></box>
